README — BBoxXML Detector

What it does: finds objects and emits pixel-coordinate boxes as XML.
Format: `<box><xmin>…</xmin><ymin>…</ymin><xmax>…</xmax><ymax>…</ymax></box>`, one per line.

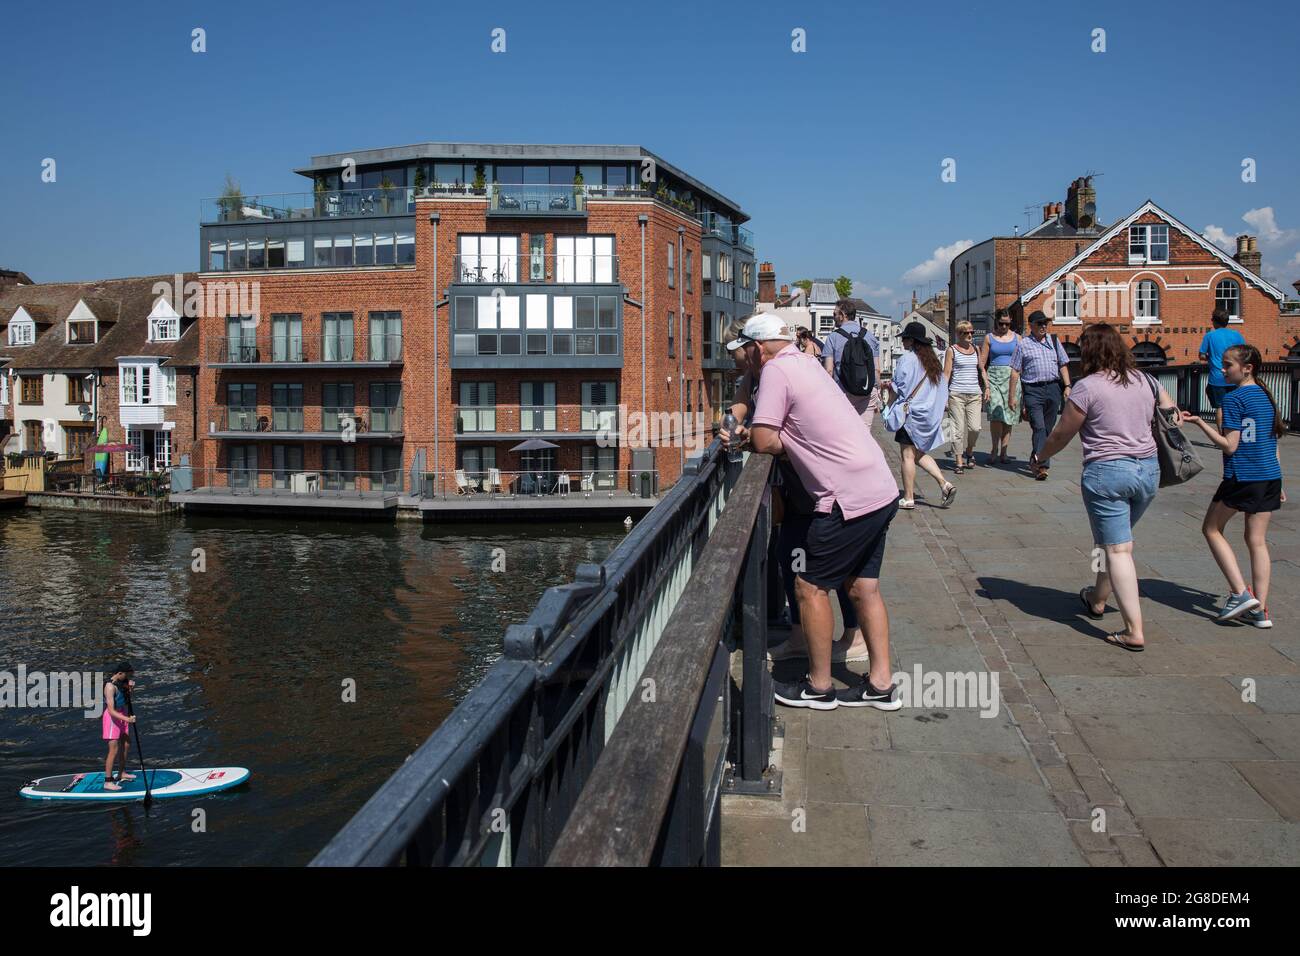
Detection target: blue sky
<box><xmin>3</xmin><ymin>0</ymin><xmax>1298</xmax><ymax>316</ymax></box>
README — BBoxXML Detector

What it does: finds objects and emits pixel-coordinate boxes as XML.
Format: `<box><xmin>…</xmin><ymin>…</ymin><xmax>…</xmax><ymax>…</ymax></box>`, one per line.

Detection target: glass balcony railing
<box><xmin>452</xmin><ymin>254</ymin><xmax>619</xmax><ymax>285</ymax></box>
<box><xmin>488</xmin><ymin>184</ymin><xmax>586</xmax><ymax>215</ymax></box>
<box><xmin>216</xmin><ymin>406</ymin><xmax>401</xmax><ymax>435</ymax></box>
<box><xmin>208</xmin><ymin>333</ymin><xmax>403</xmax><ymax>365</ymax></box>
<box><xmin>201</xmin><ymin>187</ymin><xmax>416</xmax><ymax>224</ymax></box>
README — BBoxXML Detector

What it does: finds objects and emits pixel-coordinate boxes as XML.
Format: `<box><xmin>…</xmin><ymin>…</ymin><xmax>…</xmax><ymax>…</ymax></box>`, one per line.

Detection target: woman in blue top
<box><xmin>1183</xmin><ymin>344</ymin><xmax>1285</xmax><ymax>628</ymax></box>
<box><xmin>884</xmin><ymin>322</ymin><xmax>956</xmax><ymax>510</ymax></box>
<box><xmin>979</xmin><ymin>310</ymin><xmax>1021</xmax><ymax>463</ymax></box>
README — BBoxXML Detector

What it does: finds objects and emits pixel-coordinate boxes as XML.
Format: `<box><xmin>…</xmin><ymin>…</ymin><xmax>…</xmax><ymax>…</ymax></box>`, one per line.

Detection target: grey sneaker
<box><xmin>1217</xmin><ymin>591</ymin><xmax>1260</xmax><ymax>623</ymax></box>
<box><xmin>1245</xmin><ymin>606</ymin><xmax>1273</xmax><ymax>629</ymax></box>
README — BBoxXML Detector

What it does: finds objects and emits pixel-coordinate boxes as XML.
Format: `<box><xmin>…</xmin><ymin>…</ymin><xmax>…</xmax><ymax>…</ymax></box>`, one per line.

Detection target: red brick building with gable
<box><xmin>1014</xmin><ymin>200</ymin><xmax>1297</xmax><ymax>367</ymax></box>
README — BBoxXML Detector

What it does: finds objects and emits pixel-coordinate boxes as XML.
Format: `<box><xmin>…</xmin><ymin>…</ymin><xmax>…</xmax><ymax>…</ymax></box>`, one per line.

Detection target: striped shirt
<box><xmin>1221</xmin><ymin>384</ymin><xmax>1282</xmax><ymax>481</ymax></box>
<box><xmin>949</xmin><ymin>347</ymin><xmax>981</xmax><ymax>394</ymax></box>
<box><xmin>1011</xmin><ymin>333</ymin><xmax>1069</xmax><ymax>384</ymax></box>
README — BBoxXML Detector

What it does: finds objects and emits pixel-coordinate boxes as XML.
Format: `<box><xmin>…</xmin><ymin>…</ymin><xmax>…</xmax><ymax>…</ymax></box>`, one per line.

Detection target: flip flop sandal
<box><xmin>898</xmin><ymin>499</ymin><xmax>916</xmax><ymax>510</ymax></box>
<box><xmin>1079</xmin><ymin>587</ymin><xmax>1105</xmax><ymax>620</ymax></box>
<box><xmin>954</xmin><ymin>464</ymin><xmax>964</xmax><ymax>475</ymax></box>
<box><xmin>1100</xmin><ymin>632</ymin><xmax>1144</xmax><ymax>652</ymax></box>
<box><xmin>940</xmin><ymin>484</ymin><xmax>958</xmax><ymax>508</ymax></box>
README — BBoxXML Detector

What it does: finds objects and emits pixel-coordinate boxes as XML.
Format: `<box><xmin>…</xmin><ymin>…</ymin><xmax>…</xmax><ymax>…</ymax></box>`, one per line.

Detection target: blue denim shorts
<box><xmin>1080</xmin><ymin>455</ymin><xmax>1160</xmax><ymax>546</ymax></box>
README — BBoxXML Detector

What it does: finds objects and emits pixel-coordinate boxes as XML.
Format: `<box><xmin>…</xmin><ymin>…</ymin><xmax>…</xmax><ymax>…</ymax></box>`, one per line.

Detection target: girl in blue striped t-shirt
<box><xmin>1183</xmin><ymin>344</ymin><xmax>1286</xmax><ymax>628</ymax></box>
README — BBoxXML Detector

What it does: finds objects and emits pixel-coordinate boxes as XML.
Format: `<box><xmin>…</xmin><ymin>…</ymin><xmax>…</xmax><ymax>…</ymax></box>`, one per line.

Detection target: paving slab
<box><xmin>721</xmin><ymin>425</ymin><xmax>1299</xmax><ymax>866</ymax></box>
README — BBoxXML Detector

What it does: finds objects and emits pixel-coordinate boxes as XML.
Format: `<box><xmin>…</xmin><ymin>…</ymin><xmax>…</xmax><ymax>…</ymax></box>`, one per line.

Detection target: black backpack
<box><xmin>834</xmin><ymin>326</ymin><xmax>877</xmax><ymax>396</ymax></box>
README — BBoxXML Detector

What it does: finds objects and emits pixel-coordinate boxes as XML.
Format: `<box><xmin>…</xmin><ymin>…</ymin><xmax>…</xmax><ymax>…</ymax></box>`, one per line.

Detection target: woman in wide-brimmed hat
<box><xmin>882</xmin><ymin>322</ymin><xmax>957</xmax><ymax>509</ymax></box>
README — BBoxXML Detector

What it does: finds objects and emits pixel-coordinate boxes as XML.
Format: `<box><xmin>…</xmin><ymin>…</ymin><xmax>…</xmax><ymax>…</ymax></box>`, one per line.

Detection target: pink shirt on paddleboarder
<box><xmin>752</xmin><ymin>344</ymin><xmax>898</xmax><ymax>520</ymax></box>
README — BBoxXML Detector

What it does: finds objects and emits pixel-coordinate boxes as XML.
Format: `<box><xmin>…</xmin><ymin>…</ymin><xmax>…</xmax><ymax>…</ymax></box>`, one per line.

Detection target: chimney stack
<box><xmin>1235</xmin><ymin>235</ymin><xmax>1262</xmax><ymax>275</ymax></box>
<box><xmin>758</xmin><ymin>262</ymin><xmax>776</xmax><ymax>304</ymax></box>
<box><xmin>1042</xmin><ymin>204</ymin><xmax>1054</xmax><ymax>223</ymax></box>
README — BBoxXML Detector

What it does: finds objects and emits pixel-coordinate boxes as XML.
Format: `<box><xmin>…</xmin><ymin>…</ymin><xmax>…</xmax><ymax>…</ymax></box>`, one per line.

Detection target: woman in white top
<box><xmin>944</xmin><ymin>321</ymin><xmax>984</xmax><ymax>473</ymax></box>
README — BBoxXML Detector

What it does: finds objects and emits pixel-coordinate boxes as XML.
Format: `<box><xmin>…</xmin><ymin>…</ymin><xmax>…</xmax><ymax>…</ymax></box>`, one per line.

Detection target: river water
<box><xmin>0</xmin><ymin>509</ymin><xmax>623</xmax><ymax>866</ymax></box>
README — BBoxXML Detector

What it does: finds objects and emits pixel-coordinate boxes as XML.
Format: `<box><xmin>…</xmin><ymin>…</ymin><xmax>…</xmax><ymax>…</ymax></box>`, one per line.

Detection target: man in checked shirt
<box><xmin>1010</xmin><ymin>310</ymin><xmax>1073</xmax><ymax>481</ymax></box>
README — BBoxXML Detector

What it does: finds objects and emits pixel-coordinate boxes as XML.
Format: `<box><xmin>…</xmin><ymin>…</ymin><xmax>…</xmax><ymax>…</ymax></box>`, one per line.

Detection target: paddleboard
<box><xmin>20</xmin><ymin>767</ymin><xmax>250</xmax><ymax>802</ymax></box>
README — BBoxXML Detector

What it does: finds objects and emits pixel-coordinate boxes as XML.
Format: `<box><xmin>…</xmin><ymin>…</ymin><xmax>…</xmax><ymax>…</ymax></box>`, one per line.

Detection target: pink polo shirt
<box><xmin>752</xmin><ymin>344</ymin><xmax>898</xmax><ymax>520</ymax></box>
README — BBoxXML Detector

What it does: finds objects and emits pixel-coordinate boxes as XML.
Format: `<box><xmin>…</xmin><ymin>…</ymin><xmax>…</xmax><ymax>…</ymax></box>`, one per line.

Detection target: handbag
<box><xmin>1144</xmin><ymin>374</ymin><xmax>1203</xmax><ymax>487</ymax></box>
<box><xmin>884</xmin><ymin>375</ymin><xmax>926</xmax><ymax>433</ymax></box>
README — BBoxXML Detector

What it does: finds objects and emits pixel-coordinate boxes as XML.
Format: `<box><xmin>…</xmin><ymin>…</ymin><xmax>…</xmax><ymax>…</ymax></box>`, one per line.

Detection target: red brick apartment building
<box><xmin>1</xmin><ymin>275</ymin><xmax>200</xmax><ymax>476</ymax></box>
<box><xmin>180</xmin><ymin>144</ymin><xmax>756</xmax><ymax>514</ymax></box>
<box><xmin>951</xmin><ymin>177</ymin><xmax>1300</xmax><ymax>367</ymax></box>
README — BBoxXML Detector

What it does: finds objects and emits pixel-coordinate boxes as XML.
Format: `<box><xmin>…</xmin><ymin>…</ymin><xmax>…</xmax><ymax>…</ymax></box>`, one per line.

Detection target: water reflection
<box><xmin>0</xmin><ymin>510</ymin><xmax>622</xmax><ymax>866</ymax></box>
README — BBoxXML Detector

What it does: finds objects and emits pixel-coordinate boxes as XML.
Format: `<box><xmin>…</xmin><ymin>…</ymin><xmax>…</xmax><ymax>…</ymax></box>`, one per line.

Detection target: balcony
<box><xmin>455</xmin><ymin>404</ymin><xmax>619</xmax><ymax>439</ymax></box>
<box><xmin>420</xmin><ymin>468</ymin><xmax>659</xmax><ymax>502</ymax></box>
<box><xmin>208</xmin><ymin>332</ymin><xmax>403</xmax><ymax>368</ymax></box>
<box><xmin>452</xmin><ymin>253</ymin><xmax>618</xmax><ymax>285</ymax></box>
<box><xmin>487</xmin><ymin>184</ymin><xmax>587</xmax><ymax>217</ymax></box>
<box><xmin>172</xmin><ymin>467</ymin><xmax>402</xmax><ymax>511</ymax></box>
<box><xmin>211</xmin><ymin>405</ymin><xmax>404</xmax><ymax>439</ymax></box>
<box><xmin>201</xmin><ymin>187</ymin><xmax>416</xmax><ymax>224</ymax></box>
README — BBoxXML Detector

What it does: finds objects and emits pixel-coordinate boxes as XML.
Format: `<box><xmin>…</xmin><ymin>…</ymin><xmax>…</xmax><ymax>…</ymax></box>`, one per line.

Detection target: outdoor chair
<box><xmin>455</xmin><ymin>469</ymin><xmax>475</xmax><ymax>496</ymax></box>
<box><xmin>488</xmin><ymin>467</ymin><xmax>504</xmax><ymax>497</ymax></box>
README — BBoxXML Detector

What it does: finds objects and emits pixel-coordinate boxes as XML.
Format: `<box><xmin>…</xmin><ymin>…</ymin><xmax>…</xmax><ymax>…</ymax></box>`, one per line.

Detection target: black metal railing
<box><xmin>311</xmin><ymin>439</ymin><xmax>772</xmax><ymax>866</ymax></box>
<box><xmin>548</xmin><ymin>452</ymin><xmax>776</xmax><ymax>866</ymax></box>
<box><xmin>1120</xmin><ymin>361</ymin><xmax>1299</xmax><ymax>430</ymax></box>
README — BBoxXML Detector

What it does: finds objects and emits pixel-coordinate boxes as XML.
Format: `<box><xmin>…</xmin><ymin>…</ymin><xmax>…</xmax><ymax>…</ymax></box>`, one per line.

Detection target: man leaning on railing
<box><xmin>722</xmin><ymin>314</ymin><xmax>904</xmax><ymax>713</ymax></box>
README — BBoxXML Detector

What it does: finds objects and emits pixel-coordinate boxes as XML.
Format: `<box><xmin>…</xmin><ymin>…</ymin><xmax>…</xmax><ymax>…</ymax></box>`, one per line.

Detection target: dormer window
<box><xmin>65</xmin><ymin>299</ymin><xmax>101</xmax><ymax>344</ymax></box>
<box><xmin>1128</xmin><ymin>224</ymin><xmax>1169</xmax><ymax>264</ymax></box>
<box><xmin>147</xmin><ymin>298</ymin><xmax>181</xmax><ymax>342</ymax></box>
<box><xmin>7</xmin><ymin>308</ymin><xmax>35</xmax><ymax>346</ymax></box>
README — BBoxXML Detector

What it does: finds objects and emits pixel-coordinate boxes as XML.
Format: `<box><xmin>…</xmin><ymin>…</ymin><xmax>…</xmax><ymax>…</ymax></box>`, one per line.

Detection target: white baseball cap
<box><xmin>725</xmin><ymin>314</ymin><xmax>795</xmax><ymax>351</ymax></box>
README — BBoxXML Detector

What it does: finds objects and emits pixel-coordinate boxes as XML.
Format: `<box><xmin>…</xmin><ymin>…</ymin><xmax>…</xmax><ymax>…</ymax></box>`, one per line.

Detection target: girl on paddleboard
<box><xmin>102</xmin><ymin>662</ymin><xmax>137</xmax><ymax>791</ymax></box>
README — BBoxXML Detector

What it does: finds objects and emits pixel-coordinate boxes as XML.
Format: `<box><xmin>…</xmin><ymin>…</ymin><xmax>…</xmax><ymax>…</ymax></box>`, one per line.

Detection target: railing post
<box><xmin>730</xmin><ymin>479</ymin><xmax>779</xmax><ymax>795</ymax></box>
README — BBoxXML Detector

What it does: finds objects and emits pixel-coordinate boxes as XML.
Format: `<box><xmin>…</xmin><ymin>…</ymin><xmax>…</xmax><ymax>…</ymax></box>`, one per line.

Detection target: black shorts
<box><xmin>895</xmin><ymin>428</ymin><xmax>915</xmax><ymax>447</ymax></box>
<box><xmin>1205</xmin><ymin>384</ymin><xmax>1237</xmax><ymax>410</ymax></box>
<box><xmin>1212</xmin><ymin>478</ymin><xmax>1282</xmax><ymax>513</ymax></box>
<box><xmin>800</xmin><ymin>499</ymin><xmax>899</xmax><ymax>588</ymax></box>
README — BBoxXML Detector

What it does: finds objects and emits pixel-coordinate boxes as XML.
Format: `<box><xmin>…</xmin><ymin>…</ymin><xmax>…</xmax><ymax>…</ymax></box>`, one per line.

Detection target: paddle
<box><xmin>123</xmin><ymin>687</ymin><xmax>152</xmax><ymax>807</ymax></box>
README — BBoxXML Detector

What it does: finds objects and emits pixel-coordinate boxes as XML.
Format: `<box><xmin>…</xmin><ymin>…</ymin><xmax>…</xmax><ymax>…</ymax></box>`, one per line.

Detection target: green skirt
<box><xmin>986</xmin><ymin>365</ymin><xmax>1020</xmax><ymax>424</ymax></box>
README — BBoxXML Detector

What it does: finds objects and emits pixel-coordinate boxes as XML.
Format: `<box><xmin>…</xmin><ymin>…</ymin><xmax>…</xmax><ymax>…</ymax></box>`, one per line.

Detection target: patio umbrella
<box><xmin>509</xmin><ymin>438</ymin><xmax>560</xmax><ymax>452</ymax></box>
<box><xmin>87</xmin><ymin>443</ymin><xmax>134</xmax><ymax>453</ymax></box>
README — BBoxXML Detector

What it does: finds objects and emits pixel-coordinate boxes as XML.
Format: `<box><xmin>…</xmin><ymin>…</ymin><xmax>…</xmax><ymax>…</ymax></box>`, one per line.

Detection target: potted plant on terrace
<box><xmin>378</xmin><ymin>175</ymin><xmax>396</xmax><ymax>213</ymax></box>
<box><xmin>217</xmin><ymin>174</ymin><xmax>245</xmax><ymax>222</ymax></box>
<box><xmin>472</xmin><ymin>164</ymin><xmax>487</xmax><ymax>195</ymax></box>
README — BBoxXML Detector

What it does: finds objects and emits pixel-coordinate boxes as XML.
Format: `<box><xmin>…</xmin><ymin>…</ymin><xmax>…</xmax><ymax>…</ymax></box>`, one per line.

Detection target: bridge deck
<box><xmin>724</xmin><ymin>423</ymin><xmax>1300</xmax><ymax>866</ymax></box>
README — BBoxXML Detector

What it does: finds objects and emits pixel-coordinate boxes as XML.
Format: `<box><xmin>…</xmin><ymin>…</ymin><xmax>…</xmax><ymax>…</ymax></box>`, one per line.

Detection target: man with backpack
<box><xmin>822</xmin><ymin>299</ymin><xmax>880</xmax><ymax>427</ymax></box>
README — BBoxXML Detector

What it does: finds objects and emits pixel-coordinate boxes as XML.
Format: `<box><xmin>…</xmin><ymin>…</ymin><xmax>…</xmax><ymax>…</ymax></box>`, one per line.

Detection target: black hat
<box><xmin>900</xmin><ymin>321</ymin><xmax>932</xmax><ymax>345</ymax></box>
<box><xmin>1029</xmin><ymin>310</ymin><xmax>1050</xmax><ymax>325</ymax></box>
<box><xmin>111</xmin><ymin>661</ymin><xmax>134</xmax><ymax>676</ymax></box>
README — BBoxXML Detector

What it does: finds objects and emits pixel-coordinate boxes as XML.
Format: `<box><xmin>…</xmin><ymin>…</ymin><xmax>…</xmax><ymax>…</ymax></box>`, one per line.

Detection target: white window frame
<box><xmin>121</xmin><ymin>366</ymin><xmax>139</xmax><ymax>404</ymax></box>
<box><xmin>982</xmin><ymin>261</ymin><xmax>991</xmax><ymax>296</ymax></box>
<box><xmin>0</xmin><ymin>373</ymin><xmax>8</xmax><ymax>407</ymax></box>
<box><xmin>1053</xmin><ymin>280</ymin><xmax>1081</xmax><ymax>323</ymax></box>
<box><xmin>162</xmin><ymin>366</ymin><xmax>177</xmax><ymax>405</ymax></box>
<box><xmin>7</xmin><ymin>316</ymin><xmax>35</xmax><ymax>346</ymax></box>
<box><xmin>149</xmin><ymin>314</ymin><xmax>179</xmax><ymax>342</ymax></box>
<box><xmin>1215</xmin><ymin>279</ymin><xmax>1242</xmax><ymax>323</ymax></box>
<box><xmin>126</xmin><ymin>428</ymin><xmax>144</xmax><ymax>472</ymax></box>
<box><xmin>1133</xmin><ymin>280</ymin><xmax>1161</xmax><ymax>324</ymax></box>
<box><xmin>155</xmin><ymin>431</ymin><xmax>172</xmax><ymax>469</ymax></box>
<box><xmin>1128</xmin><ymin>224</ymin><xmax>1169</xmax><ymax>264</ymax></box>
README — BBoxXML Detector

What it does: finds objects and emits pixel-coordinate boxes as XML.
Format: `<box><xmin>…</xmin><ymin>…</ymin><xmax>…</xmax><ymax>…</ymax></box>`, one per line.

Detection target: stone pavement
<box><xmin>723</xmin><ymin>422</ymin><xmax>1300</xmax><ymax>866</ymax></box>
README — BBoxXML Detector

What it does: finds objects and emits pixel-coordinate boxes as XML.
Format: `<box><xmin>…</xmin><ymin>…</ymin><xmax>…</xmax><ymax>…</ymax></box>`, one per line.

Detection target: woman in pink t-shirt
<box><xmin>1034</xmin><ymin>323</ymin><xmax>1177</xmax><ymax>652</ymax></box>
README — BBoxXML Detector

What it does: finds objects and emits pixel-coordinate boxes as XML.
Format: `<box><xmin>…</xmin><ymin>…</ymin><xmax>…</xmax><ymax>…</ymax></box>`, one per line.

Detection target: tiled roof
<box><xmin>0</xmin><ymin>274</ymin><xmax>199</xmax><ymax>371</ymax></box>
